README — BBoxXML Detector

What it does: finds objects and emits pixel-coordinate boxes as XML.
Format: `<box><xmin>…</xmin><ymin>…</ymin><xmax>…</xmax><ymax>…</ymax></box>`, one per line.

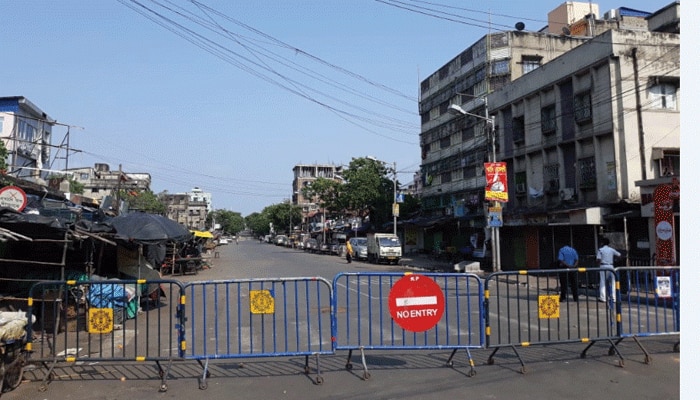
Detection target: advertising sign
<box><xmin>653</xmin><ymin>178</ymin><xmax>679</xmax><ymax>266</ymax></box>
<box><xmin>484</xmin><ymin>162</ymin><xmax>508</xmax><ymax>202</ymax></box>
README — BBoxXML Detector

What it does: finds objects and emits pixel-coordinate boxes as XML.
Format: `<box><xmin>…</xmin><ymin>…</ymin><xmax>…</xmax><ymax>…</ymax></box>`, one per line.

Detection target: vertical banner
<box><xmin>484</xmin><ymin>162</ymin><xmax>508</xmax><ymax>202</ymax></box>
<box><xmin>653</xmin><ymin>178</ymin><xmax>679</xmax><ymax>266</ymax></box>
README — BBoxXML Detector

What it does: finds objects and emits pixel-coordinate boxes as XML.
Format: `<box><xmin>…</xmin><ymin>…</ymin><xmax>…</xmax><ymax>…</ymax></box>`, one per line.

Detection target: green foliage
<box><xmin>0</xmin><ymin>140</ymin><xmax>7</xmax><ymax>172</ymax></box>
<box><xmin>121</xmin><ymin>189</ymin><xmax>166</xmax><ymax>214</ymax></box>
<box><xmin>244</xmin><ymin>201</ymin><xmax>302</xmax><ymax>236</ymax></box>
<box><xmin>210</xmin><ymin>209</ymin><xmax>245</xmax><ymax>235</ymax></box>
<box><xmin>340</xmin><ymin>157</ymin><xmax>397</xmax><ymax>227</ymax></box>
<box><xmin>300</xmin><ymin>177</ymin><xmax>343</xmax><ymax>212</ymax></box>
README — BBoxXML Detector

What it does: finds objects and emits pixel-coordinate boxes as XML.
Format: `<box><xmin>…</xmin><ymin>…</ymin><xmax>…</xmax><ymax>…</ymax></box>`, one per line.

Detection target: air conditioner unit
<box><xmin>516</xmin><ymin>183</ymin><xmax>526</xmax><ymax>193</ymax></box>
<box><xmin>559</xmin><ymin>188</ymin><xmax>575</xmax><ymax>201</ymax></box>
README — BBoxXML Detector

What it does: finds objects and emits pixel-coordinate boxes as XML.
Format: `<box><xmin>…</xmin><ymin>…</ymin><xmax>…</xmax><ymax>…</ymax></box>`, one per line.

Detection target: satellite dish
<box><xmin>515</xmin><ymin>22</ymin><xmax>525</xmax><ymax>31</ymax></box>
<box><xmin>562</xmin><ymin>26</ymin><xmax>571</xmax><ymax>35</ymax></box>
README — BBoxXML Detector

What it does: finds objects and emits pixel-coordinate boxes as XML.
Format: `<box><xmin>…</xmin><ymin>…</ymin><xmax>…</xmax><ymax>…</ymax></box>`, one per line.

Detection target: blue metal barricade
<box><xmin>614</xmin><ymin>266</ymin><xmax>680</xmax><ymax>361</ymax></box>
<box><xmin>26</xmin><ymin>279</ymin><xmax>185</xmax><ymax>392</ymax></box>
<box><xmin>484</xmin><ymin>268</ymin><xmax>624</xmax><ymax>372</ymax></box>
<box><xmin>332</xmin><ymin>272</ymin><xmax>484</xmax><ymax>379</ymax></box>
<box><xmin>181</xmin><ymin>277</ymin><xmax>334</xmax><ymax>387</ymax></box>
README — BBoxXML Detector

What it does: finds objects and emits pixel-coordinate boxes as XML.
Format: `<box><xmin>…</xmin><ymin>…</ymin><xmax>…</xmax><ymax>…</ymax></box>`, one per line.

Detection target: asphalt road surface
<box><xmin>13</xmin><ymin>237</ymin><xmax>681</xmax><ymax>399</ymax></box>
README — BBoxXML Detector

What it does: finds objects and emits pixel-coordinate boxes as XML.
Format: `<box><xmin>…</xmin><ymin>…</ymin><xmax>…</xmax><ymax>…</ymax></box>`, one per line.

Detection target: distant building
<box><xmin>292</xmin><ymin>163</ymin><xmax>343</xmax><ymax>232</ymax></box>
<box><xmin>0</xmin><ymin>96</ymin><xmax>53</xmax><ymax>184</ymax></box>
<box><xmin>67</xmin><ymin>163</ymin><xmax>151</xmax><ymax>208</ymax></box>
<box><xmin>159</xmin><ymin>187</ymin><xmax>211</xmax><ymax>230</ymax></box>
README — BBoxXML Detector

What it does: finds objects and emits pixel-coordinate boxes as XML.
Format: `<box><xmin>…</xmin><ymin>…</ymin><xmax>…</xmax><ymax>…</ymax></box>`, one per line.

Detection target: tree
<box><xmin>300</xmin><ymin>177</ymin><xmax>343</xmax><ymax>214</ymax></box>
<box><xmin>340</xmin><ymin>157</ymin><xmax>394</xmax><ymax>228</ymax></box>
<box><xmin>122</xmin><ymin>189</ymin><xmax>166</xmax><ymax>214</ymax></box>
<box><xmin>210</xmin><ymin>209</ymin><xmax>245</xmax><ymax>235</ymax></box>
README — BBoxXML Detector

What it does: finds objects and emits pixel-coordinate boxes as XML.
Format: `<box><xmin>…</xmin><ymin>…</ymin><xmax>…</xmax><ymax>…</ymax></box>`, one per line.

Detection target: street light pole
<box><xmin>448</xmin><ymin>101</ymin><xmax>501</xmax><ymax>272</ymax></box>
<box><xmin>393</xmin><ymin>161</ymin><xmax>397</xmax><ymax>236</ymax></box>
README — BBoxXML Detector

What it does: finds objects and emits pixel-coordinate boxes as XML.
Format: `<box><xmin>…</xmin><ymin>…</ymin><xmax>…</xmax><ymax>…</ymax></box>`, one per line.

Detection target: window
<box><xmin>544</xmin><ymin>164</ymin><xmax>559</xmax><ymax>193</ymax></box>
<box><xmin>441</xmin><ymin>171</ymin><xmax>452</xmax><ymax>183</ymax></box>
<box><xmin>440</xmin><ymin>136</ymin><xmax>451</xmax><ymax>149</ymax></box>
<box><xmin>491</xmin><ymin>60</ymin><xmax>509</xmax><ymax>75</ymax></box>
<box><xmin>521</xmin><ymin>56</ymin><xmax>542</xmax><ymax>74</ymax></box>
<box><xmin>514</xmin><ymin>171</ymin><xmax>527</xmax><ymax>194</ymax></box>
<box><xmin>541</xmin><ymin>105</ymin><xmax>556</xmax><ymax>134</ymax></box>
<box><xmin>578</xmin><ymin>157</ymin><xmax>596</xmax><ymax>188</ymax></box>
<box><xmin>649</xmin><ymin>83</ymin><xmax>677</xmax><ymax>110</ymax></box>
<box><xmin>574</xmin><ymin>91</ymin><xmax>592</xmax><ymax>123</ymax></box>
<box><xmin>512</xmin><ymin>116</ymin><xmax>525</xmax><ymax>143</ymax></box>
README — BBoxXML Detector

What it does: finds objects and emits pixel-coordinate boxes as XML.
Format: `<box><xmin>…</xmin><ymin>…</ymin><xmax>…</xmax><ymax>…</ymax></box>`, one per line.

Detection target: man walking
<box><xmin>558</xmin><ymin>244</ymin><xmax>579</xmax><ymax>302</ymax></box>
<box><xmin>597</xmin><ymin>237</ymin><xmax>621</xmax><ymax>303</ymax></box>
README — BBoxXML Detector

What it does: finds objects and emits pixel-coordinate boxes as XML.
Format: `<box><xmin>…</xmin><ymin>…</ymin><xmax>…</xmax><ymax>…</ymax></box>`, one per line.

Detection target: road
<box><xmin>13</xmin><ymin>237</ymin><xmax>681</xmax><ymax>399</ymax></box>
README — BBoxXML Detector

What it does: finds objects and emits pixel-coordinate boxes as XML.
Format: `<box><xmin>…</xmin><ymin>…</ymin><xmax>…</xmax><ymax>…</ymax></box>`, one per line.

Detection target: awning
<box><xmin>191</xmin><ymin>230</ymin><xmax>214</xmax><ymax>238</ymax></box>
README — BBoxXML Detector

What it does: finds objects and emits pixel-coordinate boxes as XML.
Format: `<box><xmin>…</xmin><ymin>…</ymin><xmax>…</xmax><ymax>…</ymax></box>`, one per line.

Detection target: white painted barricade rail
<box><xmin>181</xmin><ymin>277</ymin><xmax>334</xmax><ymax>388</ymax></box>
<box><xmin>332</xmin><ymin>272</ymin><xmax>485</xmax><ymax>379</ymax></box>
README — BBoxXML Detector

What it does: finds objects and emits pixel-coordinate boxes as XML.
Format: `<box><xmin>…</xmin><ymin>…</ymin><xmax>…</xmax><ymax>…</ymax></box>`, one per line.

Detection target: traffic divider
<box><xmin>180</xmin><ymin>277</ymin><xmax>334</xmax><ymax>387</ymax></box>
<box><xmin>332</xmin><ymin>272</ymin><xmax>485</xmax><ymax>379</ymax></box>
<box><xmin>26</xmin><ymin>278</ymin><xmax>185</xmax><ymax>392</ymax></box>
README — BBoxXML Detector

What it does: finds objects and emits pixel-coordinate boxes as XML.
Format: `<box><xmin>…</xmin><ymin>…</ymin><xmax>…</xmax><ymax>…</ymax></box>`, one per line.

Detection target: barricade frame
<box><xmin>610</xmin><ymin>265</ymin><xmax>680</xmax><ymax>362</ymax></box>
<box><xmin>484</xmin><ymin>268</ymin><xmax>625</xmax><ymax>372</ymax></box>
<box><xmin>332</xmin><ymin>271</ymin><xmax>485</xmax><ymax>379</ymax></box>
<box><xmin>25</xmin><ymin>278</ymin><xmax>186</xmax><ymax>393</ymax></box>
<box><xmin>180</xmin><ymin>276</ymin><xmax>334</xmax><ymax>388</ymax></box>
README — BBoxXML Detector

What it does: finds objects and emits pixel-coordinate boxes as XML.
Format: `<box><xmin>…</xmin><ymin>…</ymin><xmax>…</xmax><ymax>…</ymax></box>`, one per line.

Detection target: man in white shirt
<box><xmin>597</xmin><ymin>237</ymin><xmax>621</xmax><ymax>302</ymax></box>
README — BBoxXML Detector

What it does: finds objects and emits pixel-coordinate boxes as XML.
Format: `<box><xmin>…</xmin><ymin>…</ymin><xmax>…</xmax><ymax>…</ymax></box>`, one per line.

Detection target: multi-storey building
<box><xmin>417</xmin><ymin>5</ymin><xmax>595</xmax><ymax>259</ymax></box>
<box><xmin>0</xmin><ymin>96</ymin><xmax>53</xmax><ymax>183</ymax></box>
<box><xmin>68</xmin><ymin>163</ymin><xmax>151</xmax><ymax>208</ymax></box>
<box><xmin>489</xmin><ymin>4</ymin><xmax>679</xmax><ymax>269</ymax></box>
<box><xmin>160</xmin><ymin>187</ymin><xmax>211</xmax><ymax>230</ymax></box>
<box><xmin>415</xmin><ymin>2</ymin><xmax>679</xmax><ymax>269</ymax></box>
<box><xmin>291</xmin><ymin>163</ymin><xmax>343</xmax><ymax>232</ymax></box>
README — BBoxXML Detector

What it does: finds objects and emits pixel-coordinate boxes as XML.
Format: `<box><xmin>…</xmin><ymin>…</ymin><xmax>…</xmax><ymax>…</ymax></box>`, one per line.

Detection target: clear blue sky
<box><xmin>2</xmin><ymin>0</ymin><xmax>674</xmax><ymax>216</ymax></box>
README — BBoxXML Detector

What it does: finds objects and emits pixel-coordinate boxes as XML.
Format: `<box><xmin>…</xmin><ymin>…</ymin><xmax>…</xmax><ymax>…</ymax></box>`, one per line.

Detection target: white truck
<box><xmin>366</xmin><ymin>233</ymin><xmax>402</xmax><ymax>265</ymax></box>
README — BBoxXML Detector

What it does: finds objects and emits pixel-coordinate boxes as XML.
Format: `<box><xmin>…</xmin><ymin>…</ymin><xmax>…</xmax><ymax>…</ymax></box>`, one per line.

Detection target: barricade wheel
<box><xmin>345</xmin><ymin>363</ymin><xmax>353</xmax><ymax>370</ymax></box>
<box><xmin>304</xmin><ymin>366</ymin><xmax>310</xmax><ymax>374</ymax></box>
<box><xmin>316</xmin><ymin>376</ymin><xmax>324</xmax><ymax>385</ymax></box>
<box><xmin>362</xmin><ymin>371</ymin><xmax>371</xmax><ymax>380</ymax></box>
<box><xmin>446</xmin><ymin>361</ymin><xmax>454</xmax><ymax>367</ymax></box>
<box><xmin>199</xmin><ymin>380</ymin><xmax>208</xmax><ymax>390</ymax></box>
<box><xmin>618</xmin><ymin>360</ymin><xmax>624</xmax><ymax>368</ymax></box>
<box><xmin>519</xmin><ymin>367</ymin><xmax>526</xmax><ymax>374</ymax></box>
<box><xmin>487</xmin><ymin>358</ymin><xmax>494</xmax><ymax>365</ymax></box>
<box><xmin>159</xmin><ymin>383</ymin><xmax>168</xmax><ymax>392</ymax></box>
<box><xmin>39</xmin><ymin>384</ymin><xmax>48</xmax><ymax>392</ymax></box>
<box><xmin>607</xmin><ymin>348</ymin><xmax>615</xmax><ymax>356</ymax></box>
<box><xmin>467</xmin><ymin>369</ymin><xmax>476</xmax><ymax>377</ymax></box>
<box><xmin>674</xmin><ymin>342</ymin><xmax>680</xmax><ymax>353</ymax></box>
<box><xmin>644</xmin><ymin>355</ymin><xmax>652</xmax><ymax>364</ymax></box>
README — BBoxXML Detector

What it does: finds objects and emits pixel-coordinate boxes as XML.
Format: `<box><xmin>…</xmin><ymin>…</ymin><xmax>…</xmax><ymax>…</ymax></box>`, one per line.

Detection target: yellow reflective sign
<box><xmin>538</xmin><ymin>295</ymin><xmax>560</xmax><ymax>319</ymax></box>
<box><xmin>88</xmin><ymin>308</ymin><xmax>114</xmax><ymax>333</ymax></box>
<box><xmin>250</xmin><ymin>290</ymin><xmax>275</xmax><ymax>314</ymax></box>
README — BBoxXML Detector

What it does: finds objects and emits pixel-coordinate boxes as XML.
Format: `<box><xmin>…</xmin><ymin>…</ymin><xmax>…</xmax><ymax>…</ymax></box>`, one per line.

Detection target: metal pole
<box><xmin>485</xmin><ymin>98</ymin><xmax>500</xmax><ymax>272</ymax></box>
<box><xmin>393</xmin><ymin>161</ymin><xmax>397</xmax><ymax>236</ymax></box>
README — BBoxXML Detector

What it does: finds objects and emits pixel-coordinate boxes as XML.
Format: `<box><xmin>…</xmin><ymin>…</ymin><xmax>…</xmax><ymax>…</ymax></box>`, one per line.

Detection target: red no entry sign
<box><xmin>388</xmin><ymin>274</ymin><xmax>445</xmax><ymax>332</ymax></box>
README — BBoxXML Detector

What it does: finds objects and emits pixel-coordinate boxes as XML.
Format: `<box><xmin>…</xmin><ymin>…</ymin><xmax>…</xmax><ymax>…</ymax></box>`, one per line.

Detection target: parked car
<box><xmin>218</xmin><ymin>238</ymin><xmax>229</xmax><ymax>245</ymax></box>
<box><xmin>319</xmin><ymin>241</ymin><xmax>331</xmax><ymax>254</ymax></box>
<box><xmin>349</xmin><ymin>237</ymin><xmax>368</xmax><ymax>260</ymax></box>
<box><xmin>304</xmin><ymin>238</ymin><xmax>319</xmax><ymax>253</ymax></box>
<box><xmin>329</xmin><ymin>242</ymin><xmax>340</xmax><ymax>256</ymax></box>
<box><xmin>275</xmin><ymin>235</ymin><xmax>289</xmax><ymax>246</ymax></box>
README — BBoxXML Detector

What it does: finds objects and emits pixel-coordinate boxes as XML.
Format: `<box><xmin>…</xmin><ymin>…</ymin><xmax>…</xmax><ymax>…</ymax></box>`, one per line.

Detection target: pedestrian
<box><xmin>597</xmin><ymin>237</ymin><xmax>621</xmax><ymax>303</ymax></box>
<box><xmin>345</xmin><ymin>240</ymin><xmax>353</xmax><ymax>264</ymax></box>
<box><xmin>558</xmin><ymin>244</ymin><xmax>579</xmax><ymax>302</ymax></box>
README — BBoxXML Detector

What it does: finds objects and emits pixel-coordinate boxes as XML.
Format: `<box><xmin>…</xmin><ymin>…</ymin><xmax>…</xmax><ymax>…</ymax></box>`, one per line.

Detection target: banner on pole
<box><xmin>484</xmin><ymin>162</ymin><xmax>508</xmax><ymax>202</ymax></box>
